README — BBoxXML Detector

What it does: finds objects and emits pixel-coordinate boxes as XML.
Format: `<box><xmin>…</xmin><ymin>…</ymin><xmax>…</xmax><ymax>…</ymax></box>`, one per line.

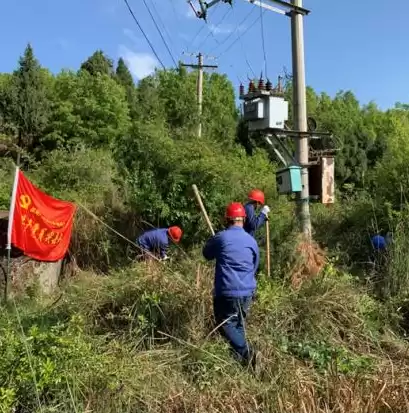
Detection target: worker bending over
<box><xmin>203</xmin><ymin>202</ymin><xmax>259</xmax><ymax>368</ymax></box>
<box><xmin>137</xmin><ymin>226</ymin><xmax>183</xmax><ymax>261</ymax></box>
<box><xmin>371</xmin><ymin>234</ymin><xmax>387</xmax><ymax>252</ymax></box>
<box><xmin>244</xmin><ymin>189</ymin><xmax>270</xmax><ymax>237</ymax></box>
<box><xmin>370</xmin><ymin>233</ymin><xmax>390</xmax><ymax>266</ymax></box>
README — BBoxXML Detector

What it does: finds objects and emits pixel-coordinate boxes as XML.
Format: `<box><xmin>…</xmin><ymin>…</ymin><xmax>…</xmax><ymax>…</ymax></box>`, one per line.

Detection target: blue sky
<box><xmin>1</xmin><ymin>0</ymin><xmax>408</xmax><ymax>110</ymax></box>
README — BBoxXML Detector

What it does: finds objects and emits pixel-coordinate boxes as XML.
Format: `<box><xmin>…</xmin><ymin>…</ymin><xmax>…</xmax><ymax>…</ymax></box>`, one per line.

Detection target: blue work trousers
<box><xmin>213</xmin><ymin>296</ymin><xmax>253</xmax><ymax>363</ymax></box>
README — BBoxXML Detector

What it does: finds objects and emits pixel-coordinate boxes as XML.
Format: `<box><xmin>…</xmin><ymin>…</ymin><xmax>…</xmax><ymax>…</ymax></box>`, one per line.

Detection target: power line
<box><xmin>190</xmin><ymin>23</ymin><xmax>207</xmax><ymax>50</ymax></box>
<box><xmin>140</xmin><ymin>0</ymin><xmax>178</xmax><ymax>66</ymax></box>
<box><xmin>228</xmin><ymin>63</ymin><xmax>246</xmax><ymax>86</ymax></box>
<box><xmin>216</xmin><ymin>9</ymin><xmax>265</xmax><ymax>59</ymax></box>
<box><xmin>165</xmin><ymin>0</ymin><xmax>189</xmax><ymax>51</ymax></box>
<box><xmin>196</xmin><ymin>6</ymin><xmax>232</xmax><ymax>51</ymax></box>
<box><xmin>210</xmin><ymin>4</ymin><xmax>257</xmax><ymax>55</ymax></box>
<box><xmin>239</xmin><ymin>39</ymin><xmax>256</xmax><ymax>78</ymax></box>
<box><xmin>150</xmin><ymin>0</ymin><xmax>181</xmax><ymax>60</ymax></box>
<box><xmin>189</xmin><ymin>3</ymin><xmax>219</xmax><ymax>51</ymax></box>
<box><xmin>232</xmin><ymin>6</ymin><xmax>256</xmax><ymax>78</ymax></box>
<box><xmin>259</xmin><ymin>2</ymin><xmax>268</xmax><ymax>77</ymax></box>
<box><xmin>166</xmin><ymin>0</ymin><xmax>178</xmax><ymax>20</ymax></box>
<box><xmin>122</xmin><ymin>0</ymin><xmax>166</xmax><ymax>69</ymax></box>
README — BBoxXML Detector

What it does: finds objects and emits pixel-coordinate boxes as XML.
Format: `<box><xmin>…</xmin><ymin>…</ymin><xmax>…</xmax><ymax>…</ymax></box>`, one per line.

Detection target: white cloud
<box><xmin>123</xmin><ymin>28</ymin><xmax>141</xmax><ymax>46</ymax></box>
<box><xmin>208</xmin><ymin>23</ymin><xmax>245</xmax><ymax>35</ymax></box>
<box><xmin>209</xmin><ymin>24</ymin><xmax>233</xmax><ymax>35</ymax></box>
<box><xmin>118</xmin><ymin>45</ymin><xmax>158</xmax><ymax>80</ymax></box>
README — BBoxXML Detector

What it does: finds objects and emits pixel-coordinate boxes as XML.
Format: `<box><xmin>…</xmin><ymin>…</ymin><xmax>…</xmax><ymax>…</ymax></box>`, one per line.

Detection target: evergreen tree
<box><xmin>115</xmin><ymin>58</ymin><xmax>136</xmax><ymax>115</ymax></box>
<box><xmin>80</xmin><ymin>50</ymin><xmax>114</xmax><ymax>77</ymax></box>
<box><xmin>116</xmin><ymin>58</ymin><xmax>134</xmax><ymax>89</ymax></box>
<box><xmin>10</xmin><ymin>43</ymin><xmax>51</xmax><ymax>151</ymax></box>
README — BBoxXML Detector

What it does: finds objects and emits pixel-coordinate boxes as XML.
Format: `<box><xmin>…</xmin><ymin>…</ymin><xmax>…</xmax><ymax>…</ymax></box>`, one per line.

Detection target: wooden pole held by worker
<box><xmin>192</xmin><ymin>184</ymin><xmax>215</xmax><ymax>236</ymax></box>
<box><xmin>266</xmin><ymin>220</ymin><xmax>271</xmax><ymax>277</ymax></box>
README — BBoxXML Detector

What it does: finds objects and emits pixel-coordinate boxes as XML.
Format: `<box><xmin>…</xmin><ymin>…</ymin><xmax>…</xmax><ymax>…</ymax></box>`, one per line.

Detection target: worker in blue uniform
<box><xmin>369</xmin><ymin>233</ymin><xmax>390</xmax><ymax>284</ymax></box>
<box><xmin>243</xmin><ymin>189</ymin><xmax>270</xmax><ymax>237</ymax></box>
<box><xmin>137</xmin><ymin>226</ymin><xmax>182</xmax><ymax>261</ymax></box>
<box><xmin>203</xmin><ymin>202</ymin><xmax>260</xmax><ymax>369</ymax></box>
<box><xmin>371</xmin><ymin>234</ymin><xmax>387</xmax><ymax>251</ymax></box>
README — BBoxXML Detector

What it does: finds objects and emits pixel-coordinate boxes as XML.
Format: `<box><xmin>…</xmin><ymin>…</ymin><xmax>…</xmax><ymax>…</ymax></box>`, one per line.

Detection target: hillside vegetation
<box><xmin>2</xmin><ymin>45</ymin><xmax>409</xmax><ymax>412</ymax></box>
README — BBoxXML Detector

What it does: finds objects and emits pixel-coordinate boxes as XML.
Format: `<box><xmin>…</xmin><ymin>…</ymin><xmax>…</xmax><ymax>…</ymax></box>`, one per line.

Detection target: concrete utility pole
<box><xmin>197</xmin><ymin>53</ymin><xmax>204</xmax><ymax>138</ymax></box>
<box><xmin>291</xmin><ymin>0</ymin><xmax>311</xmax><ymax>238</ymax></box>
<box><xmin>191</xmin><ymin>0</ymin><xmax>313</xmax><ymax>236</ymax></box>
<box><xmin>181</xmin><ymin>53</ymin><xmax>218</xmax><ymax>138</ymax></box>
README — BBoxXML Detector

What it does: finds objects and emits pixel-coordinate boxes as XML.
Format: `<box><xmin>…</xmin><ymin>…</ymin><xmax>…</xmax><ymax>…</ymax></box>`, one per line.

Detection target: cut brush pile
<box><xmin>290</xmin><ymin>235</ymin><xmax>327</xmax><ymax>289</ymax></box>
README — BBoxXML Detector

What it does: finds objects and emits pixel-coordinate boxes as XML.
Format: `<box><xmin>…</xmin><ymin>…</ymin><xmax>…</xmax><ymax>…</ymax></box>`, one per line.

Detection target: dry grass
<box><xmin>291</xmin><ymin>236</ymin><xmax>327</xmax><ymax>289</ymax></box>
<box><xmin>81</xmin><ymin>343</ymin><xmax>409</xmax><ymax>413</ymax></box>
<box><xmin>4</xmin><ymin>258</ymin><xmax>409</xmax><ymax>412</ymax></box>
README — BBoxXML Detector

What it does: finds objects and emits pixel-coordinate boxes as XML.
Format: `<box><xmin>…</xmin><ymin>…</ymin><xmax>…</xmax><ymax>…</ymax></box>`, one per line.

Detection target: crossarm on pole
<box><xmin>191</xmin><ymin>0</ymin><xmax>310</xmax><ymax>18</ymax></box>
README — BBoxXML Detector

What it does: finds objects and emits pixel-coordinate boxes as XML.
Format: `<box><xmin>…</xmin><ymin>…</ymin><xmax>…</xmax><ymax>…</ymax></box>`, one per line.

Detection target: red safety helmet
<box><xmin>248</xmin><ymin>189</ymin><xmax>265</xmax><ymax>205</ymax></box>
<box><xmin>168</xmin><ymin>226</ymin><xmax>183</xmax><ymax>243</ymax></box>
<box><xmin>225</xmin><ymin>202</ymin><xmax>246</xmax><ymax>220</ymax></box>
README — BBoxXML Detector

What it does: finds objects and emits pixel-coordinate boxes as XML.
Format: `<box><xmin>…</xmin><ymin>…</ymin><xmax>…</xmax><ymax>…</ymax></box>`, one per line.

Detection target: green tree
<box><xmin>372</xmin><ymin>110</ymin><xmax>409</xmax><ymax>206</ymax></box>
<box><xmin>116</xmin><ymin>58</ymin><xmax>134</xmax><ymax>90</ymax></box>
<box><xmin>80</xmin><ymin>50</ymin><xmax>114</xmax><ymax>77</ymax></box>
<box><xmin>9</xmin><ymin>44</ymin><xmax>51</xmax><ymax>152</ymax></box>
<box><xmin>115</xmin><ymin>58</ymin><xmax>136</xmax><ymax>115</ymax></box>
<box><xmin>44</xmin><ymin>70</ymin><xmax>130</xmax><ymax>149</ymax></box>
<box><xmin>394</xmin><ymin>102</ymin><xmax>409</xmax><ymax>111</ymax></box>
<box><xmin>115</xmin><ymin>119</ymin><xmax>276</xmax><ymax>241</ymax></box>
<box><xmin>361</xmin><ymin>102</ymin><xmax>389</xmax><ymax>169</ymax></box>
<box><xmin>0</xmin><ymin>73</ymin><xmax>17</xmax><ymax>140</ymax></box>
<box><xmin>133</xmin><ymin>75</ymin><xmax>166</xmax><ymax>123</ymax></box>
<box><xmin>133</xmin><ymin>68</ymin><xmax>238</xmax><ymax>146</ymax></box>
<box><xmin>142</xmin><ymin>67</ymin><xmax>198</xmax><ymax>133</ymax></box>
<box><xmin>314</xmin><ymin>91</ymin><xmax>372</xmax><ymax>187</ymax></box>
<box><xmin>202</xmin><ymin>72</ymin><xmax>238</xmax><ymax>146</ymax></box>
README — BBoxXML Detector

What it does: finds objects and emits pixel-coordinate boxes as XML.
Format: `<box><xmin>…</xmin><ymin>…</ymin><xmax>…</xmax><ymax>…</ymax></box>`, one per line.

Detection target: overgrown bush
<box><xmin>0</xmin><ymin>157</ymin><xmax>14</xmax><ymax>210</ymax></box>
<box><xmin>0</xmin><ymin>313</ymin><xmax>110</xmax><ymax>412</ymax></box>
<box><xmin>32</xmin><ymin>148</ymin><xmax>138</xmax><ymax>270</ymax></box>
<box><xmin>116</xmin><ymin>120</ymin><xmax>278</xmax><ymax>242</ymax></box>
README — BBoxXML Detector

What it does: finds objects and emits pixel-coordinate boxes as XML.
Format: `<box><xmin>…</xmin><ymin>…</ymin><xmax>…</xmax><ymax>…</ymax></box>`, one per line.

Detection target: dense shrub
<box><xmin>0</xmin><ymin>263</ymin><xmax>406</xmax><ymax>413</ymax></box>
<box><xmin>116</xmin><ymin>120</ymin><xmax>278</xmax><ymax>242</ymax></box>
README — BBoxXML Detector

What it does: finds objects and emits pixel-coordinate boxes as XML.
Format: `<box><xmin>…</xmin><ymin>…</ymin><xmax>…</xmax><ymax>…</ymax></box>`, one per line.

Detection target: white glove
<box><xmin>261</xmin><ymin>205</ymin><xmax>270</xmax><ymax>216</ymax></box>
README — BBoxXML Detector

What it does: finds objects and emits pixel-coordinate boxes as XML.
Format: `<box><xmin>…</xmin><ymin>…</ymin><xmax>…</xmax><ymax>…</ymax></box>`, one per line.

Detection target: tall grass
<box><xmin>2</xmin><ymin>257</ymin><xmax>409</xmax><ymax>412</ymax></box>
<box><xmin>383</xmin><ymin>215</ymin><xmax>409</xmax><ymax>300</ymax></box>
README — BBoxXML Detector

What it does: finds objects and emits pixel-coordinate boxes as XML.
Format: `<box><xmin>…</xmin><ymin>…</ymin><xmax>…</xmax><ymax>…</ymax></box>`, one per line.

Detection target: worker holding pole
<box><xmin>243</xmin><ymin>189</ymin><xmax>270</xmax><ymax>238</ymax></box>
<box><xmin>244</xmin><ymin>189</ymin><xmax>271</xmax><ymax>277</ymax></box>
<box><xmin>203</xmin><ymin>202</ymin><xmax>259</xmax><ymax>369</ymax></box>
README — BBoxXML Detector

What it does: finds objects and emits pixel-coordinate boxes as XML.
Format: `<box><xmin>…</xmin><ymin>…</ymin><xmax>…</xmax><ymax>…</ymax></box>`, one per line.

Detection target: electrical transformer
<box><xmin>242</xmin><ymin>94</ymin><xmax>289</xmax><ymax>131</ymax></box>
<box><xmin>239</xmin><ymin>78</ymin><xmax>335</xmax><ymax>201</ymax></box>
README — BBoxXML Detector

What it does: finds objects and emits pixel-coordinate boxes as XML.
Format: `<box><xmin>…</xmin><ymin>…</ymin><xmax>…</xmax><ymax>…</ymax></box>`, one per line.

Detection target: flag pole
<box><xmin>5</xmin><ymin>157</ymin><xmax>20</xmax><ymax>303</ymax></box>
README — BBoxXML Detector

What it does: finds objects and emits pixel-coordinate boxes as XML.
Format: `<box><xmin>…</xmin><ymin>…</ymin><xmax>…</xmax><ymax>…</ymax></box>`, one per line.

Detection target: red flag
<box><xmin>8</xmin><ymin>169</ymin><xmax>76</xmax><ymax>261</ymax></box>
